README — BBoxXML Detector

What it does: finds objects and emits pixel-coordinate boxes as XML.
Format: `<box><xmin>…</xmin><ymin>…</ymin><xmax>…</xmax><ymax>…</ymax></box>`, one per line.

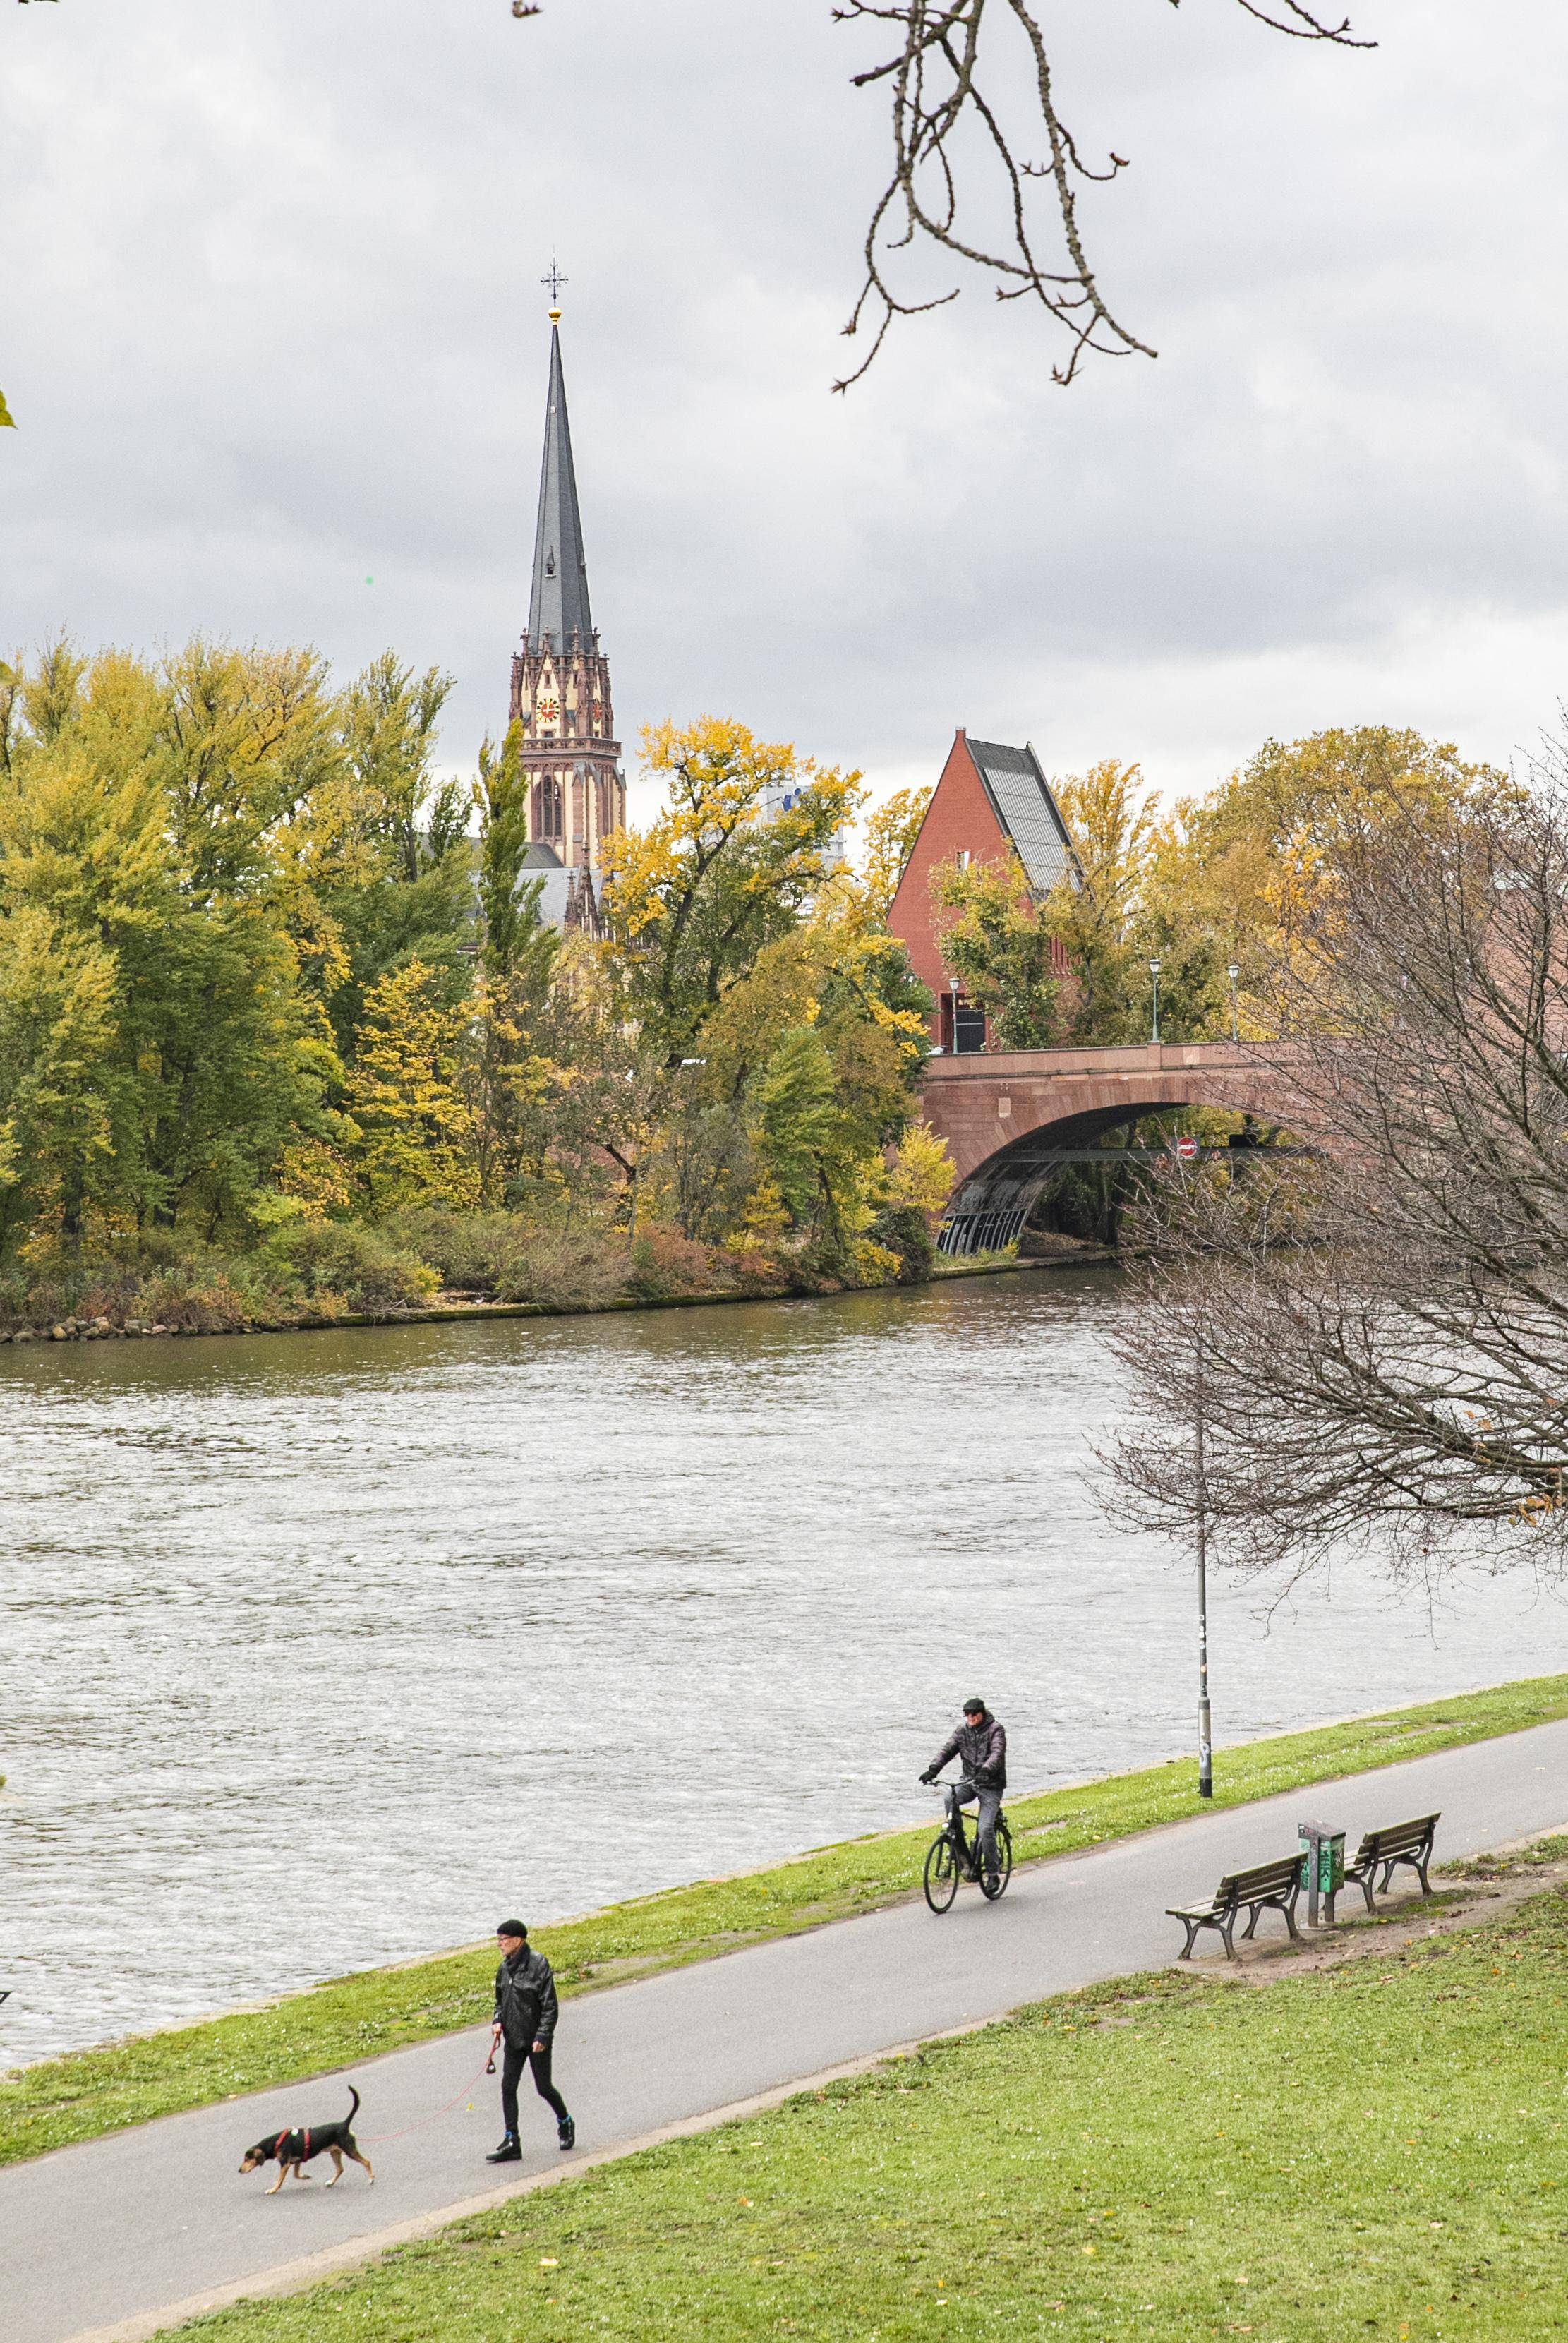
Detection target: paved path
<box><xmin>9</xmin><ymin>1721</ymin><xmax>1568</xmax><ymax>2343</ymax></box>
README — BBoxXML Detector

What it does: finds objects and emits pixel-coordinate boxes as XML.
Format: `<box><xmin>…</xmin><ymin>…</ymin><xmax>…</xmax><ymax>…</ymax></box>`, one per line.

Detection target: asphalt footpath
<box><xmin>8</xmin><ymin>1719</ymin><xmax>1568</xmax><ymax>2343</ymax></box>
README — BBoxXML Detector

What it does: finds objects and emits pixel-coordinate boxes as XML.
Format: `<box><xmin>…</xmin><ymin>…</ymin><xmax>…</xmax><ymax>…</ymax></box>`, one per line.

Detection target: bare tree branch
<box><xmin>1100</xmin><ymin>757</ymin><xmax>1568</xmax><ymax>1588</ymax></box>
<box><xmin>832</xmin><ymin>0</ymin><xmax>1373</xmax><ymax>390</ymax></box>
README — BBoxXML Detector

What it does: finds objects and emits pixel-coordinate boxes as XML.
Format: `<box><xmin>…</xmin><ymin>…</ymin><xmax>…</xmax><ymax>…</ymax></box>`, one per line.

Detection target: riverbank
<box><xmin>6</xmin><ymin>1671</ymin><xmax>1567</xmax><ymax>2171</ymax></box>
<box><xmin>168</xmin><ymin>1842</ymin><xmax>1568</xmax><ymax>2343</ymax></box>
<box><xmin>0</xmin><ymin>1242</ymin><xmax>1105</xmax><ymax>1350</ymax></box>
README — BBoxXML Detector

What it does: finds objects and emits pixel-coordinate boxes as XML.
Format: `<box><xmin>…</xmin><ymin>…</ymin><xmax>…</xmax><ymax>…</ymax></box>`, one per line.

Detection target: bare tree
<box><xmin>1100</xmin><ymin>757</ymin><xmax>1568</xmax><ymax>1589</ymax></box>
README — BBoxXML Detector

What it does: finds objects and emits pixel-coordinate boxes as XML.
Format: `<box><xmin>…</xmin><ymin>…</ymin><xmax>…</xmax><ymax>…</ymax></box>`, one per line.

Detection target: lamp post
<box><xmin>1148</xmin><ymin>958</ymin><xmax>1162</xmax><ymax>1047</ymax></box>
<box><xmin>1195</xmin><ymin>1327</ymin><xmax>1214</xmax><ymax>1799</ymax></box>
<box><xmin>950</xmin><ymin>974</ymin><xmax>963</xmax><ymax>1055</ymax></box>
<box><xmin>1226</xmin><ymin>962</ymin><xmax>1240</xmax><ymax>1044</ymax></box>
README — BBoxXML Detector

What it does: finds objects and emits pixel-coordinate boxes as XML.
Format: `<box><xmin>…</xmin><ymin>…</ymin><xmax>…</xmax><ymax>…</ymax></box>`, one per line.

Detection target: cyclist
<box><xmin>921</xmin><ymin>1697</ymin><xmax>1007</xmax><ymax>1888</ymax></box>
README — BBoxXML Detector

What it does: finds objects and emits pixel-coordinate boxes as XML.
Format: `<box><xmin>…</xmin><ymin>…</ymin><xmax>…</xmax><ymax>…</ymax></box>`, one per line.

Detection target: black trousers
<box><xmin>501</xmin><ymin>2038</ymin><xmax>569</xmax><ymax>2136</ymax></box>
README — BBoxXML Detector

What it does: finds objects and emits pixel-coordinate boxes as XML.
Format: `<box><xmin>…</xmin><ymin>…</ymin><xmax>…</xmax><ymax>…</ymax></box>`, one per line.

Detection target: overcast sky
<box><xmin>4</xmin><ymin>0</ymin><xmax>1564</xmax><ymax>822</ymax></box>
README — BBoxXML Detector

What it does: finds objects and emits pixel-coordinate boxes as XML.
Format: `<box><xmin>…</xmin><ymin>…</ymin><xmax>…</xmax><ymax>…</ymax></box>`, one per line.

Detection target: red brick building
<box><xmin>886</xmin><ymin>730</ymin><xmax>1078</xmax><ymax>1051</ymax></box>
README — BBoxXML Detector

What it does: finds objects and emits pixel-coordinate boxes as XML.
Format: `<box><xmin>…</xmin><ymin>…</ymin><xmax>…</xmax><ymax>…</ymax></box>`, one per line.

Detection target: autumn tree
<box><xmin>929</xmin><ymin>850</ymin><xmax>1061</xmax><ymax>1048</ymax></box>
<box><xmin>603</xmin><ymin>716</ymin><xmax>860</xmax><ymax>1066</ymax></box>
<box><xmin>857</xmin><ymin>783</ymin><xmax>933</xmax><ymax>923</ymax></box>
<box><xmin>0</xmin><ymin>642</ymin><xmax>338</xmax><ymax>1239</ymax></box>
<box><xmin>346</xmin><ymin>958</ymin><xmax>478</xmax><ymax>1217</ymax></box>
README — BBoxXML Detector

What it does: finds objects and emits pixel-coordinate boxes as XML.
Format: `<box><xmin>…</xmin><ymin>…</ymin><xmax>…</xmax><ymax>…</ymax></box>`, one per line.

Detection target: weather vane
<box><xmin>541</xmin><ymin>258</ymin><xmax>568</xmax><ymax>311</ymax></box>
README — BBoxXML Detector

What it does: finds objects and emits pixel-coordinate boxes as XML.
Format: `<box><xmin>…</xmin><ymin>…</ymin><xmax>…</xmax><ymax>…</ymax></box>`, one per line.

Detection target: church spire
<box><xmin>508</xmin><ymin>278</ymin><xmax>625</xmax><ymax>915</ymax></box>
<box><xmin>526</xmin><ymin>316</ymin><xmax>593</xmax><ymax>653</ymax></box>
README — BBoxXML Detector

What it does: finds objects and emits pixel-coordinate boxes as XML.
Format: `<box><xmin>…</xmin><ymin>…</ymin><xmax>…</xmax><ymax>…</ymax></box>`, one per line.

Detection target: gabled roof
<box><xmin>965</xmin><ymin>737</ymin><xmax>1079</xmax><ymax>894</ymax></box>
<box><xmin>526</xmin><ymin>325</ymin><xmax>593</xmax><ymax>653</ymax></box>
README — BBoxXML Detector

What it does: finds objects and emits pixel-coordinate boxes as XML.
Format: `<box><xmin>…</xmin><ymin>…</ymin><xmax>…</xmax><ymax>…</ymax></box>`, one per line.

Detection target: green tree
<box><xmin>0</xmin><ymin>640</ymin><xmax>342</xmax><ymax>1241</ymax></box>
<box><xmin>929</xmin><ymin>852</ymin><xmax>1061</xmax><ymax>1049</ymax></box>
<box><xmin>0</xmin><ymin>905</ymin><xmax>118</xmax><ymax>1249</ymax></box>
<box><xmin>328</xmin><ymin>652</ymin><xmax>472</xmax><ymax>1056</ymax></box>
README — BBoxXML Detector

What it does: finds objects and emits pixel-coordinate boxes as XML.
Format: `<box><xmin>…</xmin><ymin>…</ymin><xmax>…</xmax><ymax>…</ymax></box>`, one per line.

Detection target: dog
<box><xmin>239</xmin><ymin>2085</ymin><xmax>375</xmax><ymax>2194</ymax></box>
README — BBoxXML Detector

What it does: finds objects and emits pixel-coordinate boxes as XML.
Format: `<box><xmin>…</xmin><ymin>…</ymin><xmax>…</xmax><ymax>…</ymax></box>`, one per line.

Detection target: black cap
<box><xmin>963</xmin><ymin>1697</ymin><xmax>986</xmax><ymax>1716</ymax></box>
<box><xmin>495</xmin><ymin>1918</ymin><xmax>529</xmax><ymax>1938</ymax></box>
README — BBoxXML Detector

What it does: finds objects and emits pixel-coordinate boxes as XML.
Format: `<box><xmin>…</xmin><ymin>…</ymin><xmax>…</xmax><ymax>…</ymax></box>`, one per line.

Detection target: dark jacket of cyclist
<box><xmin>923</xmin><ymin>1705</ymin><xmax>1007</xmax><ymax>1792</ymax></box>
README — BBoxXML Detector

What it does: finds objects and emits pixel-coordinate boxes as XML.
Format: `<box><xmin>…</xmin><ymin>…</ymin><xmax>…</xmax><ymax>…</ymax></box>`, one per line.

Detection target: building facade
<box><xmin>507</xmin><ymin>307</ymin><xmax>625</xmax><ymax>933</ymax></box>
<box><xmin>886</xmin><ymin>729</ymin><xmax>1078</xmax><ymax>1052</ymax></box>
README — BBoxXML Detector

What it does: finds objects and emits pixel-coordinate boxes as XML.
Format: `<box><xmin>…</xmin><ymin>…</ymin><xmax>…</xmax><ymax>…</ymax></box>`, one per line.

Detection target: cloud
<box><xmin>2</xmin><ymin>0</ymin><xmax>1565</xmax><ymax>811</ymax></box>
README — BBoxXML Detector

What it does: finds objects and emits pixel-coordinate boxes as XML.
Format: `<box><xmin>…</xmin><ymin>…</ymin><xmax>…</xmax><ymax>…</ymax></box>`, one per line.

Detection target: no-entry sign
<box><xmin>1174</xmin><ymin>1133</ymin><xmax>1200</xmax><ymax>1160</ymax></box>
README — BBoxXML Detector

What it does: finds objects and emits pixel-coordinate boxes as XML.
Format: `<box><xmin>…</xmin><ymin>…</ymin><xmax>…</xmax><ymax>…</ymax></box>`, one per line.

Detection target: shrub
<box><xmin>850</xmin><ymin>1236</ymin><xmax>907</xmax><ymax>1288</ymax></box>
<box><xmin>626</xmin><ymin>1223</ymin><xmax>719</xmax><ymax>1301</ymax></box>
<box><xmin>260</xmin><ymin>1222</ymin><xmax>436</xmax><ymax>1315</ymax></box>
<box><xmin>489</xmin><ymin>1225</ymin><xmax>627</xmax><ymax>1311</ymax></box>
<box><xmin>864</xmin><ymin>1200</ymin><xmax>936</xmax><ymax>1283</ymax></box>
<box><xmin>379</xmin><ymin>1208</ymin><xmax>529</xmax><ymax>1293</ymax></box>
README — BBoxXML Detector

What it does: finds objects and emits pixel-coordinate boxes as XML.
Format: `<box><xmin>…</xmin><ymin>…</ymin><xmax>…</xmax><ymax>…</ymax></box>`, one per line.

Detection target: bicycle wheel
<box><xmin>979</xmin><ymin>1817</ymin><xmax>1013</xmax><ymax>1900</ymax></box>
<box><xmin>924</xmin><ymin>1832</ymin><xmax>960</xmax><ymax>1913</ymax></box>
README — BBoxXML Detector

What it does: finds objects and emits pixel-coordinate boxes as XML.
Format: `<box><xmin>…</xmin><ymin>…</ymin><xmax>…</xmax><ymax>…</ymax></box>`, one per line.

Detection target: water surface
<box><xmin>1</xmin><ymin>1267</ymin><xmax>1562</xmax><ymax>2064</ymax></box>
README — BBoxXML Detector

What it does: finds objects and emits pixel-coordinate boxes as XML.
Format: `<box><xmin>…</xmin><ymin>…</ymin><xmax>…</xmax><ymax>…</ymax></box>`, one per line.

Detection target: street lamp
<box><xmin>1147</xmin><ymin>958</ymin><xmax>1162</xmax><ymax>1047</ymax></box>
<box><xmin>1226</xmin><ymin>963</ymin><xmax>1240</xmax><ymax>1044</ymax></box>
<box><xmin>1195</xmin><ymin>1329</ymin><xmax>1214</xmax><ymax>1799</ymax></box>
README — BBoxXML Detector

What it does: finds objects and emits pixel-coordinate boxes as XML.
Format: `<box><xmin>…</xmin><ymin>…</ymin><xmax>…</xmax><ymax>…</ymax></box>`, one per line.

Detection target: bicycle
<box><xmin>922</xmin><ymin>1773</ymin><xmax>1013</xmax><ymax>1912</ymax></box>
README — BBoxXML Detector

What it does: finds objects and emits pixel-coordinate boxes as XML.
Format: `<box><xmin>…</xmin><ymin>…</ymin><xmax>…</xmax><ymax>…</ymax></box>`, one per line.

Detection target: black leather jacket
<box><xmin>493</xmin><ymin>1945</ymin><xmax>560</xmax><ymax>2047</ymax></box>
<box><xmin>927</xmin><ymin>1710</ymin><xmax>1007</xmax><ymax>1792</ymax></box>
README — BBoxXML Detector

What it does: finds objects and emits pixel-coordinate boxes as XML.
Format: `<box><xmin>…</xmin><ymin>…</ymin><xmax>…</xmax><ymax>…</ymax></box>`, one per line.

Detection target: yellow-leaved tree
<box><xmin>346</xmin><ymin>959</ymin><xmax>479</xmax><ymax>1217</ymax></box>
<box><xmin>603</xmin><ymin>716</ymin><xmax>861</xmax><ymax>1066</ymax></box>
<box><xmin>857</xmin><ymin>783</ymin><xmax>932</xmax><ymax>923</ymax></box>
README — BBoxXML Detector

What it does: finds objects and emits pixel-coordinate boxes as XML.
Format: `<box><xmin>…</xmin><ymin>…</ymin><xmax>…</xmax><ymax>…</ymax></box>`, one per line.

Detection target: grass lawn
<box><xmin>168</xmin><ymin>1869</ymin><xmax>1568</xmax><ymax>2343</ymax></box>
<box><xmin>6</xmin><ymin>1671</ymin><xmax>1568</xmax><ymax>2169</ymax></box>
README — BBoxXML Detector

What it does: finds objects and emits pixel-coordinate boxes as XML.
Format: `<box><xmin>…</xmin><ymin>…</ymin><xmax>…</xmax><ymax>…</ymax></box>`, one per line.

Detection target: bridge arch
<box><xmin>917</xmin><ymin>1046</ymin><xmax>1298</xmax><ymax>1255</ymax></box>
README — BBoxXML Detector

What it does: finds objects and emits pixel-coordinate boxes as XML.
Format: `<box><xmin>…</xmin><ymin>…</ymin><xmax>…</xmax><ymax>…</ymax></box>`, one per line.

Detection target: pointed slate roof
<box><xmin>526</xmin><ymin>324</ymin><xmax>593</xmax><ymax>653</ymax></box>
<box><xmin>965</xmin><ymin>737</ymin><xmax>1080</xmax><ymax>894</ymax></box>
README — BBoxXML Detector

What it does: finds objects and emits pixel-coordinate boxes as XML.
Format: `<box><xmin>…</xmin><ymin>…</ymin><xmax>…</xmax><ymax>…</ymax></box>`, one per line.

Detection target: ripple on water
<box><xmin>1</xmin><ymin>1270</ymin><xmax>1563</xmax><ymax>2063</ymax></box>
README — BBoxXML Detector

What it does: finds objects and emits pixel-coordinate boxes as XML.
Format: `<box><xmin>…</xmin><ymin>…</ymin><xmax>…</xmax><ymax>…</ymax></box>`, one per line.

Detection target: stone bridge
<box><xmin>918</xmin><ymin>1042</ymin><xmax>1292</xmax><ymax>1254</ymax></box>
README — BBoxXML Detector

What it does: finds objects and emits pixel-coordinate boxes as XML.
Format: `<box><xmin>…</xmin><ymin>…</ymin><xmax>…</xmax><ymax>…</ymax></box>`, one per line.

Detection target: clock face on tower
<box><xmin>536</xmin><ymin>694</ymin><xmax>560</xmax><ymax>729</ymax></box>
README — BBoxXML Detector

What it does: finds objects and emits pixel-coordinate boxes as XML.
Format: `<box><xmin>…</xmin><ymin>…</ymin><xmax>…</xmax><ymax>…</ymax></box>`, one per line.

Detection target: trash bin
<box><xmin>1297</xmin><ymin>1820</ymin><xmax>1346</xmax><ymax>1925</ymax></box>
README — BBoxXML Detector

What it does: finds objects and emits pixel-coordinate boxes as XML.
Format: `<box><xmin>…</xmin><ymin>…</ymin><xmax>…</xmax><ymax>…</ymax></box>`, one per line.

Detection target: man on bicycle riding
<box><xmin>921</xmin><ymin>1697</ymin><xmax>1007</xmax><ymax>1888</ymax></box>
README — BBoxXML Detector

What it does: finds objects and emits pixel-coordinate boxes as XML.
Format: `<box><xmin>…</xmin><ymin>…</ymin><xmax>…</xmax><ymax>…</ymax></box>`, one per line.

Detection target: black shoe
<box><xmin>557</xmin><ymin>2116</ymin><xmax>576</xmax><ymax>2151</ymax></box>
<box><xmin>486</xmin><ymin>2137</ymin><xmax>522</xmax><ymax>2164</ymax></box>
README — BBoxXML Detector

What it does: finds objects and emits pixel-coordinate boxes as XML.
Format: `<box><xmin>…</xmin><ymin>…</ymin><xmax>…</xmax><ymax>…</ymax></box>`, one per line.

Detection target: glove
<box><xmin>919</xmin><ymin>1770</ymin><xmax>936</xmax><ymax>1785</ymax></box>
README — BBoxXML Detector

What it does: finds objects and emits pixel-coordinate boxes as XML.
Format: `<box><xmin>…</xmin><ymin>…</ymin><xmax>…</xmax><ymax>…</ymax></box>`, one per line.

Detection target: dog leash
<box><xmin>359</xmin><ymin>2052</ymin><xmax>496</xmax><ymax>2145</ymax></box>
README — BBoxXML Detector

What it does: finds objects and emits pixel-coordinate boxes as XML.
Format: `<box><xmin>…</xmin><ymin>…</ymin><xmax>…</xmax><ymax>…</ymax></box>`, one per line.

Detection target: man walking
<box><xmin>486</xmin><ymin>1918</ymin><xmax>575</xmax><ymax>2161</ymax></box>
<box><xmin>921</xmin><ymin>1697</ymin><xmax>1007</xmax><ymax>1888</ymax></box>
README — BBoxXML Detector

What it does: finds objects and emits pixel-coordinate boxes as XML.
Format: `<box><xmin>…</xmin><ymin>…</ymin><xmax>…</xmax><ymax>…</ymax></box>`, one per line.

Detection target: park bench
<box><xmin>1166</xmin><ymin>1855</ymin><xmax>1303</xmax><ymax>1961</ymax></box>
<box><xmin>1338</xmin><ymin>1812</ymin><xmax>1440</xmax><ymax>1917</ymax></box>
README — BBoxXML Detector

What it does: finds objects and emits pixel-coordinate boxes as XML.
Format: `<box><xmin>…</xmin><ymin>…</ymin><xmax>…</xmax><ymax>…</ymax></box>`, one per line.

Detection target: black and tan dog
<box><xmin>239</xmin><ymin>2085</ymin><xmax>375</xmax><ymax>2194</ymax></box>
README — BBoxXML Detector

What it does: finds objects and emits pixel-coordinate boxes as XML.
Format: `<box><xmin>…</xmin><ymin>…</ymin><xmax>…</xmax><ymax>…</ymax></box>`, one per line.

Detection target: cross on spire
<box><xmin>541</xmin><ymin>257</ymin><xmax>567</xmax><ymax>308</ymax></box>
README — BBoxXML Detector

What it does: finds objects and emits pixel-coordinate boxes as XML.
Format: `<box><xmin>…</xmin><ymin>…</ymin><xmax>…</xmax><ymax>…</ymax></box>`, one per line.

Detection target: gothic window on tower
<box><xmin>535</xmin><ymin>776</ymin><xmax>563</xmax><ymax>840</ymax></box>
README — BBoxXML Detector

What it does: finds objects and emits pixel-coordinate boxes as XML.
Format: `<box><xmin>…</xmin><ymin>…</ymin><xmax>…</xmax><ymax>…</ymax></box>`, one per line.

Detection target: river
<box><xmin>1</xmin><ymin>1265</ymin><xmax>1563</xmax><ymax>2067</ymax></box>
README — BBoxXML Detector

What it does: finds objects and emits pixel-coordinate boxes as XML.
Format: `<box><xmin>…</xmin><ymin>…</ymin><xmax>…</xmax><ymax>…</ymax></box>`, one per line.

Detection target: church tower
<box><xmin>508</xmin><ymin>296</ymin><xmax>626</xmax><ymax>901</ymax></box>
